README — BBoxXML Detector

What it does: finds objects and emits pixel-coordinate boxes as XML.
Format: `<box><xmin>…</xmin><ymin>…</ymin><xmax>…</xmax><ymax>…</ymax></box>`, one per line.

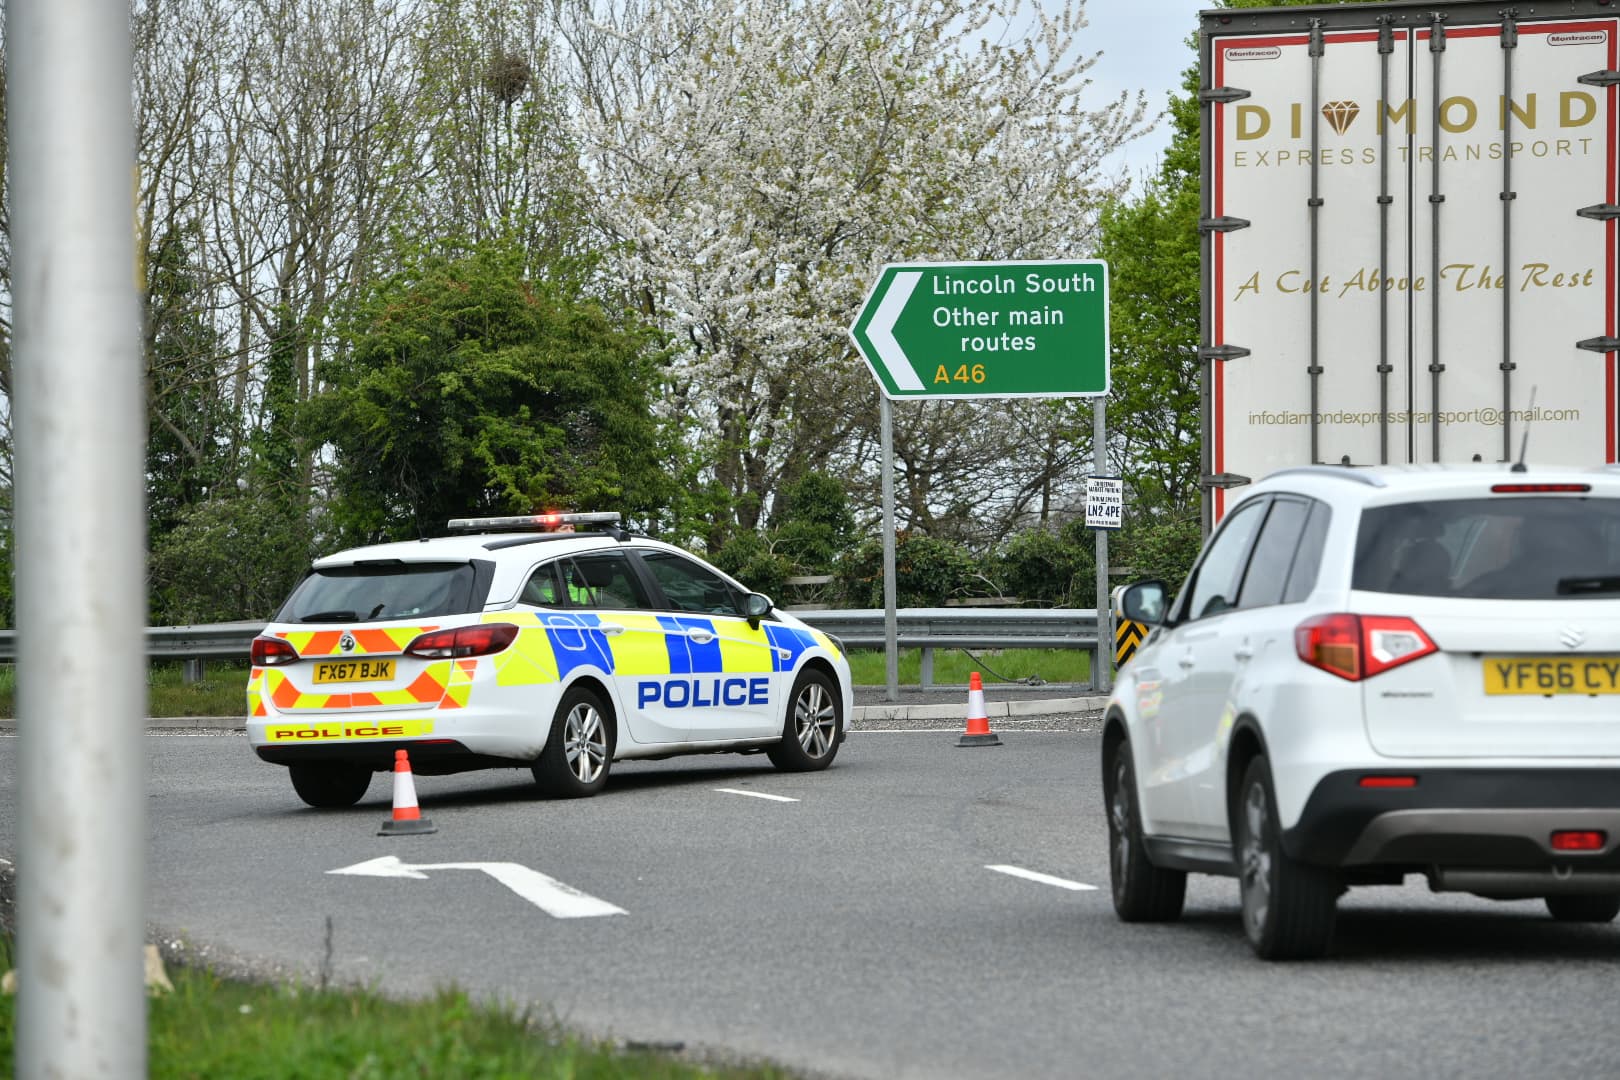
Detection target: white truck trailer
<box><xmin>1199</xmin><ymin>0</ymin><xmax>1620</xmax><ymax>522</ymax></box>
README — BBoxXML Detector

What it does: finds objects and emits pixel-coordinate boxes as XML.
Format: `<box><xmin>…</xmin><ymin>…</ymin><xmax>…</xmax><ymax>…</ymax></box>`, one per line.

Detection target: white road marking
<box><xmin>985</xmin><ymin>864</ymin><xmax>1098</xmax><ymax>892</ymax></box>
<box><xmin>714</xmin><ymin>787</ymin><xmax>799</xmax><ymax>803</ymax></box>
<box><xmin>329</xmin><ymin>855</ymin><xmax>626</xmax><ymax>918</ymax></box>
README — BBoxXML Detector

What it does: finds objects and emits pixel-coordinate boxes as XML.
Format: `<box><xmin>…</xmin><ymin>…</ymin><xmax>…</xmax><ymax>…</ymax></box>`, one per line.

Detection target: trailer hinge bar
<box><xmin>1577</xmin><ymin>337</ymin><xmax>1620</xmax><ymax>354</ymax></box>
<box><xmin>1430</xmin><ymin>16</ymin><xmax>1447</xmax><ymax>53</ymax></box>
<box><xmin>1309</xmin><ymin>20</ymin><xmax>1325</xmax><ymax>58</ymax></box>
<box><xmin>1378</xmin><ymin>18</ymin><xmax>1394</xmax><ymax>54</ymax></box>
<box><xmin>1200</xmin><ymin>473</ymin><xmax>1251</xmax><ymax>491</ymax></box>
<box><xmin>1199</xmin><ymin>86</ymin><xmax>1250</xmax><ymax>104</ymax></box>
<box><xmin>1500</xmin><ymin>13</ymin><xmax>1517</xmax><ymax>50</ymax></box>
<box><xmin>1579</xmin><ymin>70</ymin><xmax>1620</xmax><ymax>88</ymax></box>
<box><xmin>1199</xmin><ymin>216</ymin><xmax>1251</xmax><ymax>234</ymax></box>
<box><xmin>1199</xmin><ymin>344</ymin><xmax>1250</xmax><ymax>362</ymax></box>
<box><xmin>1577</xmin><ymin>203</ymin><xmax>1620</xmax><ymax>221</ymax></box>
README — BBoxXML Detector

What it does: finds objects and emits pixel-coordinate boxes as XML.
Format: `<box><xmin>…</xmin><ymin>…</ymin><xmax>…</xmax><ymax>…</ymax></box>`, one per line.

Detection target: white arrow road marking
<box><xmin>714</xmin><ymin>787</ymin><xmax>799</xmax><ymax>803</ymax></box>
<box><xmin>868</xmin><ymin>271</ymin><xmax>926</xmax><ymax>391</ymax></box>
<box><xmin>985</xmin><ymin>864</ymin><xmax>1098</xmax><ymax>892</ymax></box>
<box><xmin>329</xmin><ymin>855</ymin><xmax>626</xmax><ymax>918</ymax></box>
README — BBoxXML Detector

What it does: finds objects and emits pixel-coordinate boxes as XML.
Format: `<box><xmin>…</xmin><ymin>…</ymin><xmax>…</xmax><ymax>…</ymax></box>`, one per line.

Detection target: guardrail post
<box><xmin>919</xmin><ymin>647</ymin><xmax>934</xmax><ymax>690</ymax></box>
<box><xmin>183</xmin><ymin>659</ymin><xmax>205</xmax><ymax>685</ymax></box>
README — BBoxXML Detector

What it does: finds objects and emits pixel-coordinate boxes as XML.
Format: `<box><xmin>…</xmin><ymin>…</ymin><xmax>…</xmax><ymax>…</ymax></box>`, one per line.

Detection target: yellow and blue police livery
<box><xmin>247</xmin><ymin>512</ymin><xmax>852</xmax><ymax>808</ymax></box>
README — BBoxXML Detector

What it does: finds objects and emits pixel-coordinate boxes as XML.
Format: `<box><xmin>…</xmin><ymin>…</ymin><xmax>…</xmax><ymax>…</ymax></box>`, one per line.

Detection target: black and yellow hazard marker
<box><xmin>1114</xmin><ymin>619</ymin><xmax>1148</xmax><ymax>667</ymax></box>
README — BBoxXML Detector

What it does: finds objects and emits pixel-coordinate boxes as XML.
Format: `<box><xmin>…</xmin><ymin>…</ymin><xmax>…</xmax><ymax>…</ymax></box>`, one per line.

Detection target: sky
<box><xmin>1074</xmin><ymin>0</ymin><xmax>1209</xmax><ymax>179</ymax></box>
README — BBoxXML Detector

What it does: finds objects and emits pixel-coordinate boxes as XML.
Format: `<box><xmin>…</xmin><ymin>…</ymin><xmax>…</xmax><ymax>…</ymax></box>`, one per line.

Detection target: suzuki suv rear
<box><xmin>1103</xmin><ymin>465</ymin><xmax>1620</xmax><ymax>959</ymax></box>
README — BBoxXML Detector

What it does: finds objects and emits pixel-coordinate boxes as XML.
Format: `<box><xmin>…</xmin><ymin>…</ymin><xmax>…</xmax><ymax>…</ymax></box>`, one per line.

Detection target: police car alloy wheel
<box><xmin>533</xmin><ymin>685</ymin><xmax>613</xmax><ymax>798</ymax></box>
<box><xmin>766</xmin><ymin>668</ymin><xmax>842</xmax><ymax>771</ymax></box>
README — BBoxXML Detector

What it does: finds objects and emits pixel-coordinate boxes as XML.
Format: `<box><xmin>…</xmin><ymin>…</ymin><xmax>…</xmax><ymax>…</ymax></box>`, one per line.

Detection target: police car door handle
<box><xmin>1234</xmin><ymin>645</ymin><xmax>1254</xmax><ymax>661</ymax></box>
<box><xmin>1178</xmin><ymin>654</ymin><xmax>1196</xmax><ymax>670</ymax></box>
<box><xmin>598</xmin><ymin>623</ymin><xmax>627</xmax><ymax>636</ymax></box>
<box><xmin>683</xmin><ymin>628</ymin><xmax>716</xmax><ymax>645</ymax></box>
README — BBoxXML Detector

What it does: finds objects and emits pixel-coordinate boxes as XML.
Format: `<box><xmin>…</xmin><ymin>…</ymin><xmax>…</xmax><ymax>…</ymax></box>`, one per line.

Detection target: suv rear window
<box><xmin>1353</xmin><ymin>497</ymin><xmax>1620</xmax><ymax>599</ymax></box>
<box><xmin>278</xmin><ymin>562</ymin><xmax>479</xmax><ymax>622</ymax></box>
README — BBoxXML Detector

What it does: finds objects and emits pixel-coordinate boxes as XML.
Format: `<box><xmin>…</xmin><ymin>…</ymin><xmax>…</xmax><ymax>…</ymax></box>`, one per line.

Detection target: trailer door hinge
<box><xmin>1199</xmin><ymin>344</ymin><xmax>1251</xmax><ymax>362</ymax></box>
<box><xmin>1199</xmin><ymin>216</ymin><xmax>1251</xmax><ymax>235</ymax></box>
<box><xmin>1200</xmin><ymin>86</ymin><xmax>1250</xmax><ymax>105</ymax></box>
<box><xmin>1579</xmin><ymin>70</ymin><xmax>1620</xmax><ymax>88</ymax></box>
<box><xmin>1577</xmin><ymin>204</ymin><xmax>1620</xmax><ymax>222</ymax></box>
<box><xmin>1577</xmin><ymin>336</ymin><xmax>1620</xmax><ymax>354</ymax></box>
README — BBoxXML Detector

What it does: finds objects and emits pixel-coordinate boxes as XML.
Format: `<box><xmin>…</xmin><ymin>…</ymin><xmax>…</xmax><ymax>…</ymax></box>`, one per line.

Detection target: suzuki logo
<box><xmin>339</xmin><ymin>632</ymin><xmax>357</xmax><ymax>653</ymax></box>
<box><xmin>1560</xmin><ymin>626</ymin><xmax>1587</xmax><ymax>650</ymax></box>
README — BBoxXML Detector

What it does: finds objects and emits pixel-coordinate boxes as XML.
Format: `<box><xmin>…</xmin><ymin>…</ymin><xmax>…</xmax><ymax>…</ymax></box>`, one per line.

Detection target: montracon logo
<box><xmin>1226</xmin><ymin>46</ymin><xmax>1281</xmax><ymax>61</ymax></box>
<box><xmin>1549</xmin><ymin>31</ymin><xmax>1606</xmax><ymax>46</ymax></box>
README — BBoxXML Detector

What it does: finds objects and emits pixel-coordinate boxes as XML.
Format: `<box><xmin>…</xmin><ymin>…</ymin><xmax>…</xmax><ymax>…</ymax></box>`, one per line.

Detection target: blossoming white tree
<box><xmin>562</xmin><ymin>0</ymin><xmax>1149</xmax><ymax>544</ymax></box>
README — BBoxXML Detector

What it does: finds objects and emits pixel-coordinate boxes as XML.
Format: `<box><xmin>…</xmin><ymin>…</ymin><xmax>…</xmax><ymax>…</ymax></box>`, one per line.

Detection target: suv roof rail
<box><xmin>1263</xmin><ymin>465</ymin><xmax>1387</xmax><ymax>488</ymax></box>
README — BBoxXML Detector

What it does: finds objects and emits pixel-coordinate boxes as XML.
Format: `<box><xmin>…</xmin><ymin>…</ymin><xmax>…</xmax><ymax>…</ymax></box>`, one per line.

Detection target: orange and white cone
<box><xmin>379</xmin><ymin>748</ymin><xmax>437</xmax><ymax>835</ymax></box>
<box><xmin>957</xmin><ymin>671</ymin><xmax>1002</xmax><ymax>747</ymax></box>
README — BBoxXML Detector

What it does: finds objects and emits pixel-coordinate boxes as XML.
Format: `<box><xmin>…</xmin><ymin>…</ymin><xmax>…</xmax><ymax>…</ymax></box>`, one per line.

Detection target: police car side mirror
<box><xmin>744</xmin><ymin>592</ymin><xmax>772</xmax><ymax>628</ymax></box>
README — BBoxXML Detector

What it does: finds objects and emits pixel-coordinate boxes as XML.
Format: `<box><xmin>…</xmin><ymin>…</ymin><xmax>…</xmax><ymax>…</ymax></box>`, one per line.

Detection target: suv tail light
<box><xmin>250</xmin><ymin>635</ymin><xmax>299</xmax><ymax>667</ymax></box>
<box><xmin>405</xmin><ymin>623</ymin><xmax>519</xmax><ymax>659</ymax></box>
<box><xmin>1295</xmin><ymin>614</ymin><xmax>1437</xmax><ymax>681</ymax></box>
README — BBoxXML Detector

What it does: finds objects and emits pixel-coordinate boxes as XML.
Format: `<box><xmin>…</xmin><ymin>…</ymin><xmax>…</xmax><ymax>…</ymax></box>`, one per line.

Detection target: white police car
<box><xmin>248</xmin><ymin>513</ymin><xmax>851</xmax><ymax>807</ymax></box>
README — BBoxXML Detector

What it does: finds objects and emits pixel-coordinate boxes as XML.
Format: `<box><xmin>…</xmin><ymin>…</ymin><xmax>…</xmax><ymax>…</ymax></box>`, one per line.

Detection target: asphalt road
<box><xmin>2</xmin><ymin>725</ymin><xmax>1619</xmax><ymax>1079</ymax></box>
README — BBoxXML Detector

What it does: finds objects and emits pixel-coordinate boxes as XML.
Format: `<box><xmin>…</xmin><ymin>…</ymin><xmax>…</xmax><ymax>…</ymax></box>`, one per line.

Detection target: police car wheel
<box><xmin>533</xmin><ymin>685</ymin><xmax>614</xmax><ymax>798</ymax></box>
<box><xmin>766</xmin><ymin>668</ymin><xmax>841</xmax><ymax>772</ymax></box>
<box><xmin>288</xmin><ymin>763</ymin><xmax>372</xmax><ymax>809</ymax></box>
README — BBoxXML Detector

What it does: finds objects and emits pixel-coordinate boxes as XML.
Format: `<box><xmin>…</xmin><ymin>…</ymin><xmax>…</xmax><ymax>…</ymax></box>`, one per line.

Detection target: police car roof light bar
<box><xmin>447</xmin><ymin>511</ymin><xmax>622</xmax><ymax>532</ymax></box>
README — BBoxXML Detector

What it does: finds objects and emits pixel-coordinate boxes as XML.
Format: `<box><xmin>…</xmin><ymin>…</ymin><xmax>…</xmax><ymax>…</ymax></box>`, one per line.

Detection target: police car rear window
<box><xmin>1353</xmin><ymin>497</ymin><xmax>1620</xmax><ymax>599</ymax></box>
<box><xmin>278</xmin><ymin>562</ymin><xmax>479</xmax><ymax>622</ymax></box>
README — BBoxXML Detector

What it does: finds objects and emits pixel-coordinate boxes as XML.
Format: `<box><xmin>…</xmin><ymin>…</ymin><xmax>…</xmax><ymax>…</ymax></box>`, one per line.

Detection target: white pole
<box><xmin>1093</xmin><ymin>397</ymin><xmax>1111</xmax><ymax>695</ymax></box>
<box><xmin>880</xmin><ymin>396</ymin><xmax>899</xmax><ymax>702</ymax></box>
<box><xmin>8</xmin><ymin>0</ymin><xmax>149</xmax><ymax>1075</ymax></box>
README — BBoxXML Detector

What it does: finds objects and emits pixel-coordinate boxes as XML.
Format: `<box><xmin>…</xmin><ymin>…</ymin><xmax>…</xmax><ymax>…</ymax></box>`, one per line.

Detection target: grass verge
<box><xmin>0</xmin><ymin>935</ymin><xmax>786</xmax><ymax>1079</ymax></box>
<box><xmin>845</xmin><ymin>647</ymin><xmax>1091</xmax><ymax>687</ymax></box>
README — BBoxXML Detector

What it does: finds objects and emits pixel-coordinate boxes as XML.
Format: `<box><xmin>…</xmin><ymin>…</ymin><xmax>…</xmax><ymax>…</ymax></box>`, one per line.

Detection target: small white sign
<box><xmin>1086</xmin><ymin>475</ymin><xmax>1124</xmax><ymax>531</ymax></box>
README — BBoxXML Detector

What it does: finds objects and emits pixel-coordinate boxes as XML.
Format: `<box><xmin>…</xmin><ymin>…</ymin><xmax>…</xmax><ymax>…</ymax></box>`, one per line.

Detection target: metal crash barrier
<box><xmin>0</xmin><ymin>609</ymin><xmax>1103</xmax><ymax>690</ymax></box>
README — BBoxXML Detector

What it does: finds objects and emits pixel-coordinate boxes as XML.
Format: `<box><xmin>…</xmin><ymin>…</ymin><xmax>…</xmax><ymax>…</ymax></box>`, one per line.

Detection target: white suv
<box><xmin>1106</xmin><ymin>465</ymin><xmax>1620</xmax><ymax>959</ymax></box>
<box><xmin>248</xmin><ymin>513</ymin><xmax>851</xmax><ymax>808</ymax></box>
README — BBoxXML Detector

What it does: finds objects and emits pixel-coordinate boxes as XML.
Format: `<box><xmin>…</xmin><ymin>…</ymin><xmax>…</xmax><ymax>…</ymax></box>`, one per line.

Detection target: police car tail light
<box><xmin>251</xmin><ymin>636</ymin><xmax>299</xmax><ymax>667</ymax></box>
<box><xmin>405</xmin><ymin>624</ymin><xmax>519</xmax><ymax>659</ymax></box>
<box><xmin>1295</xmin><ymin>614</ymin><xmax>1436</xmax><ymax>681</ymax></box>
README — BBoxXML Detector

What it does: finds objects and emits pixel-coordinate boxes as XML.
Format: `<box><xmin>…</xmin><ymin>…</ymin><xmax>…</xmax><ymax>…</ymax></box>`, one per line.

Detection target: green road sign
<box><xmin>848</xmin><ymin>260</ymin><xmax>1110</xmax><ymax>399</ymax></box>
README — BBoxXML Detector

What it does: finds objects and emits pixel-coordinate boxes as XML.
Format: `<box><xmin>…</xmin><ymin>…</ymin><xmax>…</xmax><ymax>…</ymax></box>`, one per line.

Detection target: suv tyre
<box><xmin>1105</xmin><ymin>735</ymin><xmax>1186</xmax><ymax>922</ymax></box>
<box><xmin>1236</xmin><ymin>756</ymin><xmax>1339</xmax><ymax>960</ymax></box>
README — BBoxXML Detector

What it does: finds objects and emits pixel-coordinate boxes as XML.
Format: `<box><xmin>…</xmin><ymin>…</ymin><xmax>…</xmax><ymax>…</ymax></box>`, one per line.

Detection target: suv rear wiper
<box><xmin>300</xmin><ymin>610</ymin><xmax>358</xmax><ymax>622</ymax></box>
<box><xmin>1556</xmin><ymin>576</ymin><xmax>1620</xmax><ymax>595</ymax></box>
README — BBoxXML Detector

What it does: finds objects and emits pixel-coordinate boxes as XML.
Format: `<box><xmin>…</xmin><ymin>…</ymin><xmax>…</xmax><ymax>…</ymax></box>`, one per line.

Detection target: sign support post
<box><xmin>880</xmin><ymin>396</ymin><xmax>899</xmax><ymax>702</ymax></box>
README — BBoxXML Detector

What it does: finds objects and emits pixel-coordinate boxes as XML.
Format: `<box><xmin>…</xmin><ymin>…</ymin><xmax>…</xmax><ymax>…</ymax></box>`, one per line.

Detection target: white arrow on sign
<box><xmin>867</xmin><ymin>270</ymin><xmax>926</xmax><ymax>391</ymax></box>
<box><xmin>329</xmin><ymin>855</ymin><xmax>626</xmax><ymax>919</ymax></box>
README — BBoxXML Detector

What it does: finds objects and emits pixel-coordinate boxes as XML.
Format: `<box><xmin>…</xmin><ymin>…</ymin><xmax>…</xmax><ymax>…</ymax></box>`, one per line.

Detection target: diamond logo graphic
<box><xmin>1321</xmin><ymin>100</ymin><xmax>1360</xmax><ymax>135</ymax></box>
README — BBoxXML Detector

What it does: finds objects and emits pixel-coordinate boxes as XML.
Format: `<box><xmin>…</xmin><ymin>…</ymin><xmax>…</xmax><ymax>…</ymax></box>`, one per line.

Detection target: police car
<box><xmin>247</xmin><ymin>512</ymin><xmax>852</xmax><ymax>807</ymax></box>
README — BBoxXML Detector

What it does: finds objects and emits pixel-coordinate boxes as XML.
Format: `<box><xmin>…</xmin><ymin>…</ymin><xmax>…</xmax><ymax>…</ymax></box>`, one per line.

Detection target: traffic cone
<box><xmin>379</xmin><ymin>748</ymin><xmax>437</xmax><ymax>835</ymax></box>
<box><xmin>957</xmin><ymin>671</ymin><xmax>1002</xmax><ymax>747</ymax></box>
